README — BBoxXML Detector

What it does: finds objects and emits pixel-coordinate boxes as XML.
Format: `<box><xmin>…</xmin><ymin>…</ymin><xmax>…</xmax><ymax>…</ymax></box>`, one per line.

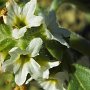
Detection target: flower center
<box><xmin>16</xmin><ymin>55</ymin><xmax>30</xmax><ymax>65</ymax></box>
<box><xmin>44</xmin><ymin>79</ymin><xmax>58</xmax><ymax>86</ymax></box>
<box><xmin>20</xmin><ymin>55</ymin><xmax>30</xmax><ymax>62</ymax></box>
<box><xmin>13</xmin><ymin>16</ymin><xmax>27</xmax><ymax>29</ymax></box>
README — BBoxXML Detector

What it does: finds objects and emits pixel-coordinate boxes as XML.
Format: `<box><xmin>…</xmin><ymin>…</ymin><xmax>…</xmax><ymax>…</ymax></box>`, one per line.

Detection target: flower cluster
<box><xmin>0</xmin><ymin>0</ymin><xmax>69</xmax><ymax>90</ymax></box>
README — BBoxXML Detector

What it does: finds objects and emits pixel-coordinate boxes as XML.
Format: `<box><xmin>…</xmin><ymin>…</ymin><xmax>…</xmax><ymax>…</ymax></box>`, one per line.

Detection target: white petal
<box><xmin>48</xmin><ymin>61</ymin><xmax>60</xmax><ymax>68</ymax></box>
<box><xmin>15</xmin><ymin>62</ymin><xmax>30</xmax><ymax>86</ymax></box>
<box><xmin>12</xmin><ymin>27</ymin><xmax>27</xmax><ymax>39</ymax></box>
<box><xmin>5</xmin><ymin>0</ymin><xmax>21</xmax><ymax>25</ymax></box>
<box><xmin>9</xmin><ymin>47</ymin><xmax>27</xmax><ymax>56</ymax></box>
<box><xmin>3</xmin><ymin>15</ymin><xmax>14</xmax><ymax>26</ymax></box>
<box><xmin>26</xmin><ymin>38</ymin><xmax>43</xmax><ymax>57</ymax></box>
<box><xmin>28</xmin><ymin>15</ymin><xmax>43</xmax><ymax>27</ymax></box>
<box><xmin>13</xmin><ymin>63</ymin><xmax>21</xmax><ymax>74</ymax></box>
<box><xmin>28</xmin><ymin>58</ymin><xmax>41</xmax><ymax>79</ymax></box>
<box><xmin>2</xmin><ymin>59</ymin><xmax>14</xmax><ymax>72</ymax></box>
<box><xmin>10</xmin><ymin>47</ymin><xmax>18</xmax><ymax>52</ymax></box>
<box><xmin>43</xmin><ymin>69</ymin><xmax>49</xmax><ymax>79</ymax></box>
<box><xmin>9</xmin><ymin>47</ymin><xmax>21</xmax><ymax>58</ymax></box>
<box><xmin>2</xmin><ymin>48</ymin><xmax>22</xmax><ymax>72</ymax></box>
<box><xmin>23</xmin><ymin>0</ymin><xmax>36</xmax><ymax>18</ymax></box>
<box><xmin>15</xmin><ymin>57</ymin><xmax>41</xmax><ymax>85</ymax></box>
<box><xmin>12</xmin><ymin>29</ymin><xmax>19</xmax><ymax>39</ymax></box>
<box><xmin>25</xmin><ymin>77</ymin><xmax>33</xmax><ymax>84</ymax></box>
<box><xmin>6</xmin><ymin>0</ymin><xmax>21</xmax><ymax>15</ymax></box>
<box><xmin>2</xmin><ymin>51</ymin><xmax>21</xmax><ymax>72</ymax></box>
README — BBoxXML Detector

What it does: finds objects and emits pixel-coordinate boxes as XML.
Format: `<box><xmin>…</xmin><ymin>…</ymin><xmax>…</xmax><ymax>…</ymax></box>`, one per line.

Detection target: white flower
<box><xmin>2</xmin><ymin>38</ymin><xmax>43</xmax><ymax>86</ymax></box>
<box><xmin>2</xmin><ymin>37</ymin><xmax>60</xmax><ymax>86</ymax></box>
<box><xmin>38</xmin><ymin>71</ymin><xmax>68</xmax><ymax>90</ymax></box>
<box><xmin>25</xmin><ymin>56</ymin><xmax>60</xmax><ymax>84</ymax></box>
<box><xmin>3</xmin><ymin>0</ymin><xmax>43</xmax><ymax>39</ymax></box>
<box><xmin>39</xmin><ymin>79</ymin><xmax>63</xmax><ymax>90</ymax></box>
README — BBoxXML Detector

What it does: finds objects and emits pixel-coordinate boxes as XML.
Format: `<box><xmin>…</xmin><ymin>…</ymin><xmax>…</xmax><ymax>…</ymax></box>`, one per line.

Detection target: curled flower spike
<box><xmin>3</xmin><ymin>0</ymin><xmax>43</xmax><ymax>39</ymax></box>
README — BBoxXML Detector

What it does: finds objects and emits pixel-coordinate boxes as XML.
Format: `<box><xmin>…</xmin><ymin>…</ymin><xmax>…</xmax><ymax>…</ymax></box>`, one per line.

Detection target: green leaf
<box><xmin>46</xmin><ymin>40</ymin><xmax>67</xmax><ymax>60</ymax></box>
<box><xmin>0</xmin><ymin>24</ymin><xmax>12</xmax><ymax>39</ymax></box>
<box><xmin>0</xmin><ymin>38</ymin><xmax>16</xmax><ymax>51</ymax></box>
<box><xmin>0</xmin><ymin>24</ymin><xmax>16</xmax><ymax>51</ymax></box>
<box><xmin>18</xmin><ymin>25</ymin><xmax>45</xmax><ymax>49</ymax></box>
<box><xmin>68</xmin><ymin>64</ymin><xmax>90</xmax><ymax>90</ymax></box>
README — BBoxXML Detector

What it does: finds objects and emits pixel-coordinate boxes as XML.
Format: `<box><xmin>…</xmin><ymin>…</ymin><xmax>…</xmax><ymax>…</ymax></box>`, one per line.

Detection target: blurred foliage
<box><xmin>0</xmin><ymin>0</ymin><xmax>7</xmax><ymax>8</ymax></box>
<box><xmin>57</xmin><ymin>3</ymin><xmax>86</xmax><ymax>32</ymax></box>
<box><xmin>0</xmin><ymin>72</ymin><xmax>15</xmax><ymax>90</ymax></box>
<box><xmin>62</xmin><ymin>0</ymin><xmax>90</xmax><ymax>13</ymax></box>
<box><xmin>37</xmin><ymin>0</ymin><xmax>52</xmax><ymax>9</ymax></box>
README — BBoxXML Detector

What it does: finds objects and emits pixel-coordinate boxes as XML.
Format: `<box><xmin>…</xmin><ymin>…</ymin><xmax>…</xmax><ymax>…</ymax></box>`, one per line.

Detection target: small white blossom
<box><xmin>39</xmin><ymin>79</ymin><xmax>63</xmax><ymax>90</ymax></box>
<box><xmin>2</xmin><ymin>38</ymin><xmax>43</xmax><ymax>86</ymax></box>
<box><xmin>3</xmin><ymin>0</ymin><xmax>43</xmax><ymax>39</ymax></box>
<box><xmin>25</xmin><ymin>57</ymin><xmax>60</xmax><ymax>84</ymax></box>
<box><xmin>38</xmin><ymin>72</ymin><xmax>68</xmax><ymax>90</ymax></box>
<box><xmin>37</xmin><ymin>59</ymin><xmax>60</xmax><ymax>79</ymax></box>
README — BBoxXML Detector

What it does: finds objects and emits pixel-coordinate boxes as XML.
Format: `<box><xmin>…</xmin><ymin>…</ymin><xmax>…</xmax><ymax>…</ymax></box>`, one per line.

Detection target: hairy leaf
<box><xmin>0</xmin><ymin>24</ymin><xmax>16</xmax><ymax>51</ymax></box>
<box><xmin>68</xmin><ymin>64</ymin><xmax>90</xmax><ymax>90</ymax></box>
